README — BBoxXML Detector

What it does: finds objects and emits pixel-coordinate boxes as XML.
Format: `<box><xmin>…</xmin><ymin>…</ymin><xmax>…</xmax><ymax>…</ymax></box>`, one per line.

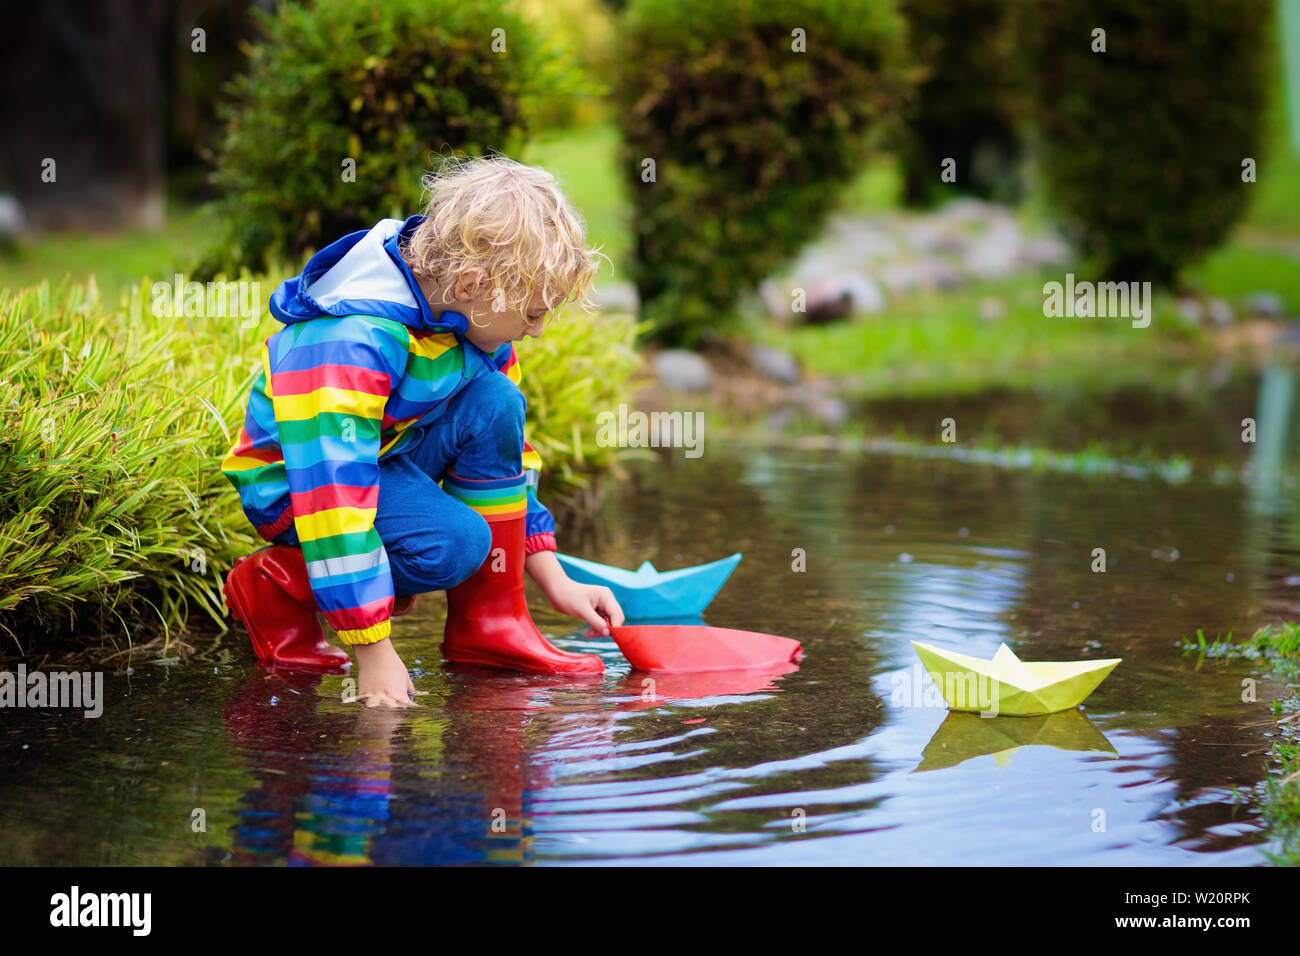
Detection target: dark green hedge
<box><xmin>613</xmin><ymin>0</ymin><xmax>913</xmax><ymax>345</ymax></box>
<box><xmin>898</xmin><ymin>0</ymin><xmax>1027</xmax><ymax>206</ymax></box>
<box><xmin>196</xmin><ymin>0</ymin><xmax>582</xmax><ymax>278</ymax></box>
<box><xmin>1025</xmin><ymin>0</ymin><xmax>1272</xmax><ymax>285</ymax></box>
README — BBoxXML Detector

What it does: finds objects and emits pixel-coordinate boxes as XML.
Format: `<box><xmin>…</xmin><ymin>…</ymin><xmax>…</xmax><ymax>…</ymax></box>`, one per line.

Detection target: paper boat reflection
<box><xmin>910</xmin><ymin>641</ymin><xmax>1121</xmax><ymax>716</ymax></box>
<box><xmin>615</xmin><ymin>663</ymin><xmax>799</xmax><ymax>709</ymax></box>
<box><xmin>555</xmin><ymin>552</ymin><xmax>741</xmax><ymax>620</ymax></box>
<box><xmin>915</xmin><ymin>709</ymin><xmax>1118</xmax><ymax>771</ymax></box>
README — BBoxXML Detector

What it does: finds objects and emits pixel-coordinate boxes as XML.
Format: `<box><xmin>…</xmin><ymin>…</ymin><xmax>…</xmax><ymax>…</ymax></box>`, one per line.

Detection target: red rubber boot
<box><xmin>224</xmin><ymin>546</ymin><xmax>351</xmax><ymax>673</ymax></box>
<box><xmin>442</xmin><ymin>515</ymin><xmax>603</xmax><ymax>675</ymax></box>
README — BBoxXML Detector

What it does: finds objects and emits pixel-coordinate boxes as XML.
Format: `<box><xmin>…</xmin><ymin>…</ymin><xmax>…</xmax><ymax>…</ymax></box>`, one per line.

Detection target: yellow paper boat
<box><xmin>915</xmin><ymin>709</ymin><xmax>1118</xmax><ymax>772</ymax></box>
<box><xmin>910</xmin><ymin>641</ymin><xmax>1121</xmax><ymax>717</ymax></box>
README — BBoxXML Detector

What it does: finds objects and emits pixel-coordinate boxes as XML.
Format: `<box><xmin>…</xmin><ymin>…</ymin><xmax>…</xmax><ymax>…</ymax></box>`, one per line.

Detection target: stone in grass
<box><xmin>803</xmin><ymin>395</ymin><xmax>848</xmax><ymax>427</ymax></box>
<box><xmin>1023</xmin><ymin>234</ymin><xmax>1071</xmax><ymax>267</ymax></box>
<box><xmin>1207</xmin><ymin>298</ymin><xmax>1235</xmax><ymax>327</ymax></box>
<box><xmin>749</xmin><ymin>344</ymin><xmax>801</xmax><ymax>385</ymax></box>
<box><xmin>876</xmin><ymin>262</ymin><xmax>919</xmax><ymax>296</ymax></box>
<box><xmin>653</xmin><ymin>349</ymin><xmax>713</xmax><ymax>392</ymax></box>
<box><xmin>962</xmin><ymin>220</ymin><xmax>1024</xmax><ymax>279</ymax></box>
<box><xmin>801</xmin><ymin>272</ymin><xmax>886</xmax><ymax>323</ymax></box>
<box><xmin>589</xmin><ymin>281</ymin><xmax>639</xmax><ymax>313</ymax></box>
<box><xmin>913</xmin><ymin>257</ymin><xmax>965</xmax><ymax>291</ymax></box>
<box><xmin>1175</xmin><ymin>296</ymin><xmax>1204</xmax><ymax>325</ymax></box>
<box><xmin>0</xmin><ymin>195</ymin><xmax>24</xmax><ymax>242</ymax></box>
<box><xmin>1246</xmin><ymin>291</ymin><xmax>1285</xmax><ymax>318</ymax></box>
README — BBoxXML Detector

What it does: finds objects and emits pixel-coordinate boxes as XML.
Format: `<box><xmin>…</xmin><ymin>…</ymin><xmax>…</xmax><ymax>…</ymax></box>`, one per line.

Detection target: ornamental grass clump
<box><xmin>0</xmin><ymin>280</ymin><xmax>260</xmax><ymax>657</ymax></box>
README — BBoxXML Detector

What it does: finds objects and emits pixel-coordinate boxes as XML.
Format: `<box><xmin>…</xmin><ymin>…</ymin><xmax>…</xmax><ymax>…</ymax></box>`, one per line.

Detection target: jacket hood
<box><xmin>268</xmin><ymin>215</ymin><xmax>469</xmax><ymax>335</ymax></box>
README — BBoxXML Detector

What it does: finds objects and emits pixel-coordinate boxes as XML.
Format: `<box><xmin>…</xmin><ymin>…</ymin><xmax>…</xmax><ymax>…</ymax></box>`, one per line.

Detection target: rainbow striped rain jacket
<box><xmin>221</xmin><ymin>216</ymin><xmax>555</xmax><ymax>646</ymax></box>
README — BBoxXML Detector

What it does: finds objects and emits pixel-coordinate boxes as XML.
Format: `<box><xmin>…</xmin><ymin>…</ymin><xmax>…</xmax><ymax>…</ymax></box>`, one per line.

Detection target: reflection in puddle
<box><xmin>223</xmin><ymin>661</ymin><xmax>804</xmax><ymax>866</ymax></box>
<box><xmin>915</xmin><ymin>710</ymin><xmax>1117</xmax><ymax>772</ymax></box>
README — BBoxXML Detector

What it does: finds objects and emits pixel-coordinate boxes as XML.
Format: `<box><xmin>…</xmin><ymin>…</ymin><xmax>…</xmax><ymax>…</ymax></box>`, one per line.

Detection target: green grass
<box><xmin>1187</xmin><ymin>243</ymin><xmax>1300</xmax><ymax>313</ymax></box>
<box><xmin>0</xmin><ymin>208</ymin><xmax>208</xmax><ymax>305</ymax></box>
<box><xmin>1185</xmin><ymin>98</ymin><xmax>1300</xmax><ymax>310</ymax></box>
<box><xmin>762</xmin><ymin>277</ymin><xmax>1214</xmax><ymax>400</ymax></box>
<box><xmin>1181</xmin><ymin>624</ymin><xmax>1300</xmax><ymax>865</ymax></box>
<box><xmin>513</xmin><ymin>307</ymin><xmax>646</xmax><ymax>498</ymax></box>
<box><xmin>836</xmin><ymin>153</ymin><xmax>904</xmax><ymax>216</ymax></box>
<box><xmin>1234</xmin><ymin>91</ymin><xmax>1300</xmax><ymax>238</ymax></box>
<box><xmin>522</xmin><ymin>121</ymin><xmax>632</xmax><ymax>279</ymax></box>
<box><xmin>793</xmin><ymin>433</ymin><xmax>1199</xmax><ymax>483</ymax></box>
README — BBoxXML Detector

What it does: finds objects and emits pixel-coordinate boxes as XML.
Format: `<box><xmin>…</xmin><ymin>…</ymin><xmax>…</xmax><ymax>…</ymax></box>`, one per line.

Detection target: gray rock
<box><xmin>749</xmin><ymin>344</ymin><xmax>801</xmax><ymax>384</ymax></box>
<box><xmin>823</xmin><ymin>217</ymin><xmax>898</xmax><ymax>260</ymax></box>
<box><xmin>800</xmin><ymin>272</ymin><xmax>885</xmax><ymax>321</ymax></box>
<box><xmin>1246</xmin><ymin>291</ymin><xmax>1286</xmax><ymax>317</ymax></box>
<box><xmin>900</xmin><ymin>218</ymin><xmax>966</xmax><ymax>255</ymax></box>
<box><xmin>758</xmin><ymin>278</ymin><xmax>797</xmax><ymax>320</ymax></box>
<box><xmin>1207</xmin><ymin>298</ymin><xmax>1235</xmax><ymax>327</ymax></box>
<box><xmin>931</xmin><ymin>232</ymin><xmax>972</xmax><ymax>257</ymax></box>
<box><xmin>589</xmin><ymin>281</ymin><xmax>639</xmax><ymax>313</ymax></box>
<box><xmin>0</xmin><ymin>195</ymin><xmax>24</xmax><ymax>241</ymax></box>
<box><xmin>1175</xmin><ymin>296</ymin><xmax>1204</xmax><ymax>325</ymax></box>
<box><xmin>759</xmin><ymin>201</ymin><xmax>1083</xmax><ymax>323</ymax></box>
<box><xmin>937</xmin><ymin>198</ymin><xmax>999</xmax><ymax>223</ymax></box>
<box><xmin>764</xmin><ymin>407</ymin><xmax>798</xmax><ymax>432</ymax></box>
<box><xmin>1023</xmin><ymin>234</ymin><xmax>1071</xmax><ymax>266</ymax></box>
<box><xmin>653</xmin><ymin>349</ymin><xmax>713</xmax><ymax>392</ymax></box>
<box><xmin>914</xmin><ymin>257</ymin><xmax>965</xmax><ymax>290</ymax></box>
<box><xmin>962</xmin><ymin>220</ymin><xmax>1023</xmax><ymax>279</ymax></box>
<box><xmin>877</xmin><ymin>262</ymin><xmax>920</xmax><ymax>296</ymax></box>
<box><xmin>804</xmin><ymin>395</ymin><xmax>848</xmax><ymax>427</ymax></box>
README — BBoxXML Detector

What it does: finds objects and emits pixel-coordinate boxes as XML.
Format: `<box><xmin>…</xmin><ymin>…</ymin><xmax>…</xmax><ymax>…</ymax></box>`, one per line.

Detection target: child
<box><xmin>220</xmin><ymin>156</ymin><xmax>624</xmax><ymax>707</ymax></box>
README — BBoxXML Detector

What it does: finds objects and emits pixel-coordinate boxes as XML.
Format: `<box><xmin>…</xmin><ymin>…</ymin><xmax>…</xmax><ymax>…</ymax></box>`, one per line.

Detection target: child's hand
<box><xmin>352</xmin><ymin>638</ymin><xmax>419</xmax><ymax>708</ymax></box>
<box><xmin>545</xmin><ymin>579</ymin><xmax>624</xmax><ymax>636</ymax></box>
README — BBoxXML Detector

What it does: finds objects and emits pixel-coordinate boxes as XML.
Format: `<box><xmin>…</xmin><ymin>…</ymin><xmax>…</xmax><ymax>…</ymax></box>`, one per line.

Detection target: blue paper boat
<box><xmin>554</xmin><ymin>552</ymin><xmax>742</xmax><ymax>620</ymax></box>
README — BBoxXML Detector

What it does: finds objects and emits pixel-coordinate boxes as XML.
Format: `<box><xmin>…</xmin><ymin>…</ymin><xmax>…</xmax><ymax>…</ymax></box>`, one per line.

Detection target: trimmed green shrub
<box><xmin>1025</xmin><ymin>0</ymin><xmax>1273</xmax><ymax>285</ymax></box>
<box><xmin>613</xmin><ymin>0</ymin><xmax>913</xmax><ymax>346</ymax></box>
<box><xmin>898</xmin><ymin>0</ymin><xmax>1027</xmax><ymax>206</ymax></box>
<box><xmin>196</xmin><ymin>0</ymin><xmax>586</xmax><ymax>278</ymax></box>
<box><xmin>0</xmin><ymin>278</ymin><xmax>642</xmax><ymax>659</ymax></box>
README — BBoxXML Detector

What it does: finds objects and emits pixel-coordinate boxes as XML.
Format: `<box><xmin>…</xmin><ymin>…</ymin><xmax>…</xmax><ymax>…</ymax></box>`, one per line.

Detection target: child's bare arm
<box><xmin>526</xmin><ymin>550</ymin><xmax>624</xmax><ymax>635</ymax></box>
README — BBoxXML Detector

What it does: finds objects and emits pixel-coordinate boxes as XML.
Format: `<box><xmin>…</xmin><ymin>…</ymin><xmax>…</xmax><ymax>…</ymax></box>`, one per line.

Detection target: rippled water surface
<box><xmin>2</xmin><ymin>442</ymin><xmax>1294</xmax><ymax>865</ymax></box>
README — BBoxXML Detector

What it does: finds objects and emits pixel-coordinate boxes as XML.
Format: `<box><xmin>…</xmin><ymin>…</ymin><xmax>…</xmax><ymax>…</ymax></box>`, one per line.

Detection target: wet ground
<box><xmin>2</xmin><ymin>438</ymin><xmax>1297</xmax><ymax>865</ymax></box>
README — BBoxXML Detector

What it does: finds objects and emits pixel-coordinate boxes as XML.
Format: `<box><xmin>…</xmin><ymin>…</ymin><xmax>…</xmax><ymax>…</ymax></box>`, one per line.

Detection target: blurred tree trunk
<box><xmin>162</xmin><ymin>0</ymin><xmax>262</xmax><ymax>202</ymax></box>
<box><xmin>0</xmin><ymin>1</ymin><xmax>168</xmax><ymax>230</ymax></box>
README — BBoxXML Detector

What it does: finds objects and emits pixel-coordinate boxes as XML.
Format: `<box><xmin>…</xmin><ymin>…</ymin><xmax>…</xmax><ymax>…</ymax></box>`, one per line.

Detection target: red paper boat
<box><xmin>609</xmin><ymin>624</ymin><xmax>803</xmax><ymax>673</ymax></box>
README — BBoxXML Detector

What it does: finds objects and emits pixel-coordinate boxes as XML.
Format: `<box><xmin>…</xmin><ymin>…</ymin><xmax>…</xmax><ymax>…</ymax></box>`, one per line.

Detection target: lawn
<box><xmin>0</xmin><ymin>212</ymin><xmax>209</xmax><ymax>304</ymax></box>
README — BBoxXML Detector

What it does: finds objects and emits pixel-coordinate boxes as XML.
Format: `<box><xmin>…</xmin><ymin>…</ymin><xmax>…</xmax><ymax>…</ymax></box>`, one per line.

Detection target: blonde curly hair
<box><xmin>400</xmin><ymin>153</ymin><xmax>606</xmax><ymax>327</ymax></box>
